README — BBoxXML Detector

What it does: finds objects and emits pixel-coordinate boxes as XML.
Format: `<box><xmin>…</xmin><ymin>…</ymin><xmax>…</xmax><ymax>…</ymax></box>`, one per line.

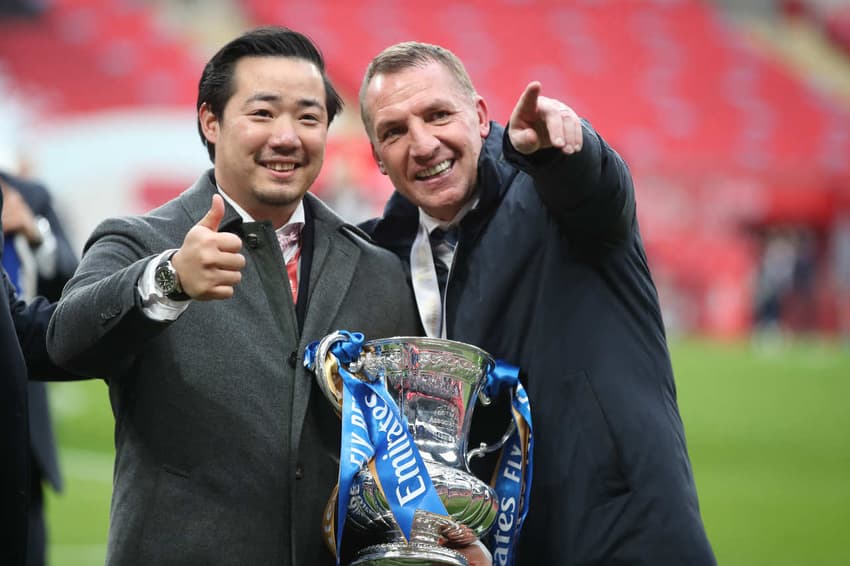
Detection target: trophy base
<box><xmin>350</xmin><ymin>542</ymin><xmax>468</xmax><ymax>566</ymax></box>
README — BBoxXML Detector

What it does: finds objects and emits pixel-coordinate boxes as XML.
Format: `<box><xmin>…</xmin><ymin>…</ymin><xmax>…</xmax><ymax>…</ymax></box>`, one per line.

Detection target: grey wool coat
<box><xmin>47</xmin><ymin>170</ymin><xmax>420</xmax><ymax>565</ymax></box>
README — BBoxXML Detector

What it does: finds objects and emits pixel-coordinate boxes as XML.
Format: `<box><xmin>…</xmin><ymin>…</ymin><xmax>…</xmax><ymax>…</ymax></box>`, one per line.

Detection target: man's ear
<box><xmin>198</xmin><ymin>102</ymin><xmax>219</xmax><ymax>144</ymax></box>
<box><xmin>476</xmin><ymin>95</ymin><xmax>490</xmax><ymax>138</ymax></box>
<box><xmin>371</xmin><ymin>146</ymin><xmax>387</xmax><ymax>175</ymax></box>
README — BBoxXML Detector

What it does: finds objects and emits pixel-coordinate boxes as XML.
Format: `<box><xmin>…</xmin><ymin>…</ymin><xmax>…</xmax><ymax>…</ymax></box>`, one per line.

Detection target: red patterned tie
<box><xmin>277</xmin><ymin>225</ymin><xmax>302</xmax><ymax>302</ymax></box>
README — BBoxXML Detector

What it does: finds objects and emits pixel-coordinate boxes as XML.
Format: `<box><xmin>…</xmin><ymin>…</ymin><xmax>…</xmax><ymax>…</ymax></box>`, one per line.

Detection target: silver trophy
<box><xmin>313</xmin><ymin>333</ymin><xmax>508</xmax><ymax>566</ymax></box>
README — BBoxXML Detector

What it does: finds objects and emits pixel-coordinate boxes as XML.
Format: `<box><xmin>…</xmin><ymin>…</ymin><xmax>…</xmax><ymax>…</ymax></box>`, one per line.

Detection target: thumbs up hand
<box><xmin>171</xmin><ymin>194</ymin><xmax>245</xmax><ymax>300</ymax></box>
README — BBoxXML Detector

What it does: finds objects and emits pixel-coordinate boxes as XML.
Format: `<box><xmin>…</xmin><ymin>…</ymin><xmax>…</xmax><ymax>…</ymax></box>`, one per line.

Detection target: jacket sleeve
<box><xmin>4</xmin><ymin>268</ymin><xmax>80</xmax><ymax>380</ymax></box>
<box><xmin>502</xmin><ymin>120</ymin><xmax>636</xmax><ymax>250</ymax></box>
<box><xmin>47</xmin><ymin>217</ymin><xmax>170</xmax><ymax>379</ymax></box>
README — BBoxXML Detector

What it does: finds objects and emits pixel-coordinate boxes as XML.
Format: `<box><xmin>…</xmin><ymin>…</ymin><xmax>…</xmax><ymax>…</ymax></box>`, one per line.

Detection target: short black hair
<box><xmin>196</xmin><ymin>26</ymin><xmax>343</xmax><ymax>162</ymax></box>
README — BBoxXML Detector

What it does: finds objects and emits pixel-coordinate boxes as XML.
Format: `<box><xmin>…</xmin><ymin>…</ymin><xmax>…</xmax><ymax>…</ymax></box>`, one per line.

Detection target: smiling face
<box><xmin>199</xmin><ymin>55</ymin><xmax>328</xmax><ymax>227</ymax></box>
<box><xmin>363</xmin><ymin>61</ymin><xmax>490</xmax><ymax>221</ymax></box>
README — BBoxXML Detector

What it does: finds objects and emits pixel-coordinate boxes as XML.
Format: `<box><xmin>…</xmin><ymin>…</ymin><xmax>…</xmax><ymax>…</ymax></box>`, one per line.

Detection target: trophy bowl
<box><xmin>314</xmin><ymin>334</ymin><xmax>500</xmax><ymax>566</ymax></box>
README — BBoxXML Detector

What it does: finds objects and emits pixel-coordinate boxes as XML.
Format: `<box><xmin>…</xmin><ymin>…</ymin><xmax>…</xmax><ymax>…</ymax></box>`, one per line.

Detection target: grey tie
<box><xmin>430</xmin><ymin>227</ymin><xmax>458</xmax><ymax>299</ymax></box>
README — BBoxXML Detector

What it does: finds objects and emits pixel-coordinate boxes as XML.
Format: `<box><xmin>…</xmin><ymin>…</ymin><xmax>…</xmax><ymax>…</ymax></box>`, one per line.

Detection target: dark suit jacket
<box><xmin>47</xmin><ymin>171</ymin><xmax>421</xmax><ymax>566</ymax></box>
<box><xmin>1</xmin><ymin>191</ymin><xmax>75</xmax><ymax>566</ymax></box>
<box><xmin>1</xmin><ymin>171</ymin><xmax>77</xmax><ymax>496</ymax></box>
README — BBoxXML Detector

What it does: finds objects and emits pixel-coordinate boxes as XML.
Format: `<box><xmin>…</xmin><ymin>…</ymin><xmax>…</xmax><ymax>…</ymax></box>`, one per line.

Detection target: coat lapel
<box><xmin>291</xmin><ymin>194</ymin><xmax>361</xmax><ymax>449</ymax></box>
<box><xmin>178</xmin><ymin>171</ymin><xmax>243</xmax><ymax>230</ymax></box>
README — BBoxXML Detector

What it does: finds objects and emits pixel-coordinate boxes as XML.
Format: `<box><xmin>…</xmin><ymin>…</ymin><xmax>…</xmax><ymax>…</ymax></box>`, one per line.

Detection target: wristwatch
<box><xmin>154</xmin><ymin>253</ymin><xmax>190</xmax><ymax>300</ymax></box>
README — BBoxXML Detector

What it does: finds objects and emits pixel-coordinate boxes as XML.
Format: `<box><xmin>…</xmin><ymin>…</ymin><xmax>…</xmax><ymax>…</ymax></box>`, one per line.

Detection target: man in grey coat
<box><xmin>47</xmin><ymin>27</ymin><xmax>423</xmax><ymax>565</ymax></box>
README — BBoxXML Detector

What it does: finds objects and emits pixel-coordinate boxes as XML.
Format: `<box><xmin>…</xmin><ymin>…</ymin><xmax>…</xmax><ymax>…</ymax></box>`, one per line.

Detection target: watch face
<box><xmin>155</xmin><ymin>264</ymin><xmax>177</xmax><ymax>294</ymax></box>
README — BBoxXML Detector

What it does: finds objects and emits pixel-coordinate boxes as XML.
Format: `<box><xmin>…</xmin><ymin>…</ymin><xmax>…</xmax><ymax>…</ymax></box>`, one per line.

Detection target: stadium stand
<box><xmin>0</xmin><ymin>0</ymin><xmax>199</xmax><ymax>114</ymax></box>
<box><xmin>1</xmin><ymin>0</ymin><xmax>848</xmax><ymax>337</ymax></box>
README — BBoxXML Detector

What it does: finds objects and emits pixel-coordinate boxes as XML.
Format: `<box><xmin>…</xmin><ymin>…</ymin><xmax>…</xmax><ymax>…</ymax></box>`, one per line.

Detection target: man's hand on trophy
<box><xmin>438</xmin><ymin>523</ymin><xmax>492</xmax><ymax>566</ymax></box>
<box><xmin>451</xmin><ymin>541</ymin><xmax>492</xmax><ymax>566</ymax></box>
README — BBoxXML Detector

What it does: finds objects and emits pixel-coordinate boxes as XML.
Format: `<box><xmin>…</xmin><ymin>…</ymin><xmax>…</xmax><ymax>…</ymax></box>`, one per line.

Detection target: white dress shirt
<box><xmin>410</xmin><ymin>195</ymin><xmax>478</xmax><ymax>337</ymax></box>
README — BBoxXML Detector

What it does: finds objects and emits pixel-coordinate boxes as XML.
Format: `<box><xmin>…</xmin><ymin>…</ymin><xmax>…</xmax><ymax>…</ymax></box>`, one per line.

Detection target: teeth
<box><xmin>416</xmin><ymin>160</ymin><xmax>452</xmax><ymax>180</ymax></box>
<box><xmin>267</xmin><ymin>163</ymin><xmax>296</xmax><ymax>172</ymax></box>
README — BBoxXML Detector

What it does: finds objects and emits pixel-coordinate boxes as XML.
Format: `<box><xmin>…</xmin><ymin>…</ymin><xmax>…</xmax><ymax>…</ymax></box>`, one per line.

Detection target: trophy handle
<box><xmin>465</xmin><ymin>419</ymin><xmax>516</xmax><ymax>468</ymax></box>
<box><xmin>314</xmin><ymin>331</ymin><xmax>354</xmax><ymax>413</ymax></box>
<box><xmin>465</xmin><ymin>367</ymin><xmax>518</xmax><ymax>467</ymax></box>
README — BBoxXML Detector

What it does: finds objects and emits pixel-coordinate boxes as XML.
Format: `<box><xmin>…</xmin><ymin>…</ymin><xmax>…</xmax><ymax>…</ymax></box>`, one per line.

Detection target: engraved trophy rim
<box><xmin>314</xmin><ymin>334</ymin><xmax>496</xmax><ymax>411</ymax></box>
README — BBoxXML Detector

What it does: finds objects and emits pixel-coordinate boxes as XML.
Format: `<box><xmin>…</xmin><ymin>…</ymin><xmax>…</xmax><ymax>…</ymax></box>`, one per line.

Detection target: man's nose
<box><xmin>269</xmin><ymin>118</ymin><xmax>301</xmax><ymax>148</ymax></box>
<box><xmin>409</xmin><ymin>123</ymin><xmax>439</xmax><ymax>160</ymax></box>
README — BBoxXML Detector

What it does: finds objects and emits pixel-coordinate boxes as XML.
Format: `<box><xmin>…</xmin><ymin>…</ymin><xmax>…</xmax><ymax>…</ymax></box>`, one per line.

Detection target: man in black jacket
<box><xmin>2</xmin><ymin>170</ymin><xmax>77</xmax><ymax>566</ymax></box>
<box><xmin>359</xmin><ymin>42</ymin><xmax>716</xmax><ymax>565</ymax></box>
<box><xmin>1</xmin><ymin>189</ymin><xmax>76</xmax><ymax>566</ymax></box>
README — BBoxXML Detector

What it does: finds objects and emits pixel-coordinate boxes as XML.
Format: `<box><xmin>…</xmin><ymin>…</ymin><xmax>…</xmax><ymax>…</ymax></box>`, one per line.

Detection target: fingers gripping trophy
<box><xmin>305</xmin><ymin>332</ymin><xmax>533</xmax><ymax>566</ymax></box>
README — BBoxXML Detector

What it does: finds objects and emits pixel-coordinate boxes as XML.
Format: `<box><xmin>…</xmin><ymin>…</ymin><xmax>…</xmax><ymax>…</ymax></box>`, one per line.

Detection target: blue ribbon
<box><xmin>485</xmin><ymin>360</ymin><xmax>534</xmax><ymax>566</ymax></box>
<box><xmin>305</xmin><ymin>332</ymin><xmax>447</xmax><ymax>564</ymax></box>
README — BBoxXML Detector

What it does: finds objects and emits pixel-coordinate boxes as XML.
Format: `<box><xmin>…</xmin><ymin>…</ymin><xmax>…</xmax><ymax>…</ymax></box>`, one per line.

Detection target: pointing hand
<box><xmin>508</xmin><ymin>81</ymin><xmax>583</xmax><ymax>156</ymax></box>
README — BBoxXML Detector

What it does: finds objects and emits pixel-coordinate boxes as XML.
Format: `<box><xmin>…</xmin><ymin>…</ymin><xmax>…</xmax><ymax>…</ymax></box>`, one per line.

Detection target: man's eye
<box><xmin>251</xmin><ymin>109</ymin><xmax>273</xmax><ymax>118</ymax></box>
<box><xmin>431</xmin><ymin>111</ymin><xmax>451</xmax><ymax>121</ymax></box>
<box><xmin>301</xmin><ymin>114</ymin><xmax>320</xmax><ymax>123</ymax></box>
<box><xmin>381</xmin><ymin>127</ymin><xmax>402</xmax><ymax>141</ymax></box>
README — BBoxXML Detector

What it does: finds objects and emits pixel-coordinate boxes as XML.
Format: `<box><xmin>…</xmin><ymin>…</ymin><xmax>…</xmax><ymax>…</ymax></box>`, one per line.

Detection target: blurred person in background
<box><xmin>752</xmin><ymin>228</ymin><xmax>797</xmax><ymax>344</ymax></box>
<box><xmin>832</xmin><ymin>214</ymin><xmax>850</xmax><ymax>344</ymax></box>
<box><xmin>2</xmin><ymin>190</ymin><xmax>78</xmax><ymax>566</ymax></box>
<box><xmin>317</xmin><ymin>158</ymin><xmax>383</xmax><ymax>224</ymax></box>
<box><xmin>1</xmin><ymin>157</ymin><xmax>77</xmax><ymax>566</ymax></box>
<box><xmin>44</xmin><ymin>26</ymin><xmax>496</xmax><ymax>566</ymax></box>
<box><xmin>359</xmin><ymin>41</ymin><xmax>716</xmax><ymax>565</ymax></box>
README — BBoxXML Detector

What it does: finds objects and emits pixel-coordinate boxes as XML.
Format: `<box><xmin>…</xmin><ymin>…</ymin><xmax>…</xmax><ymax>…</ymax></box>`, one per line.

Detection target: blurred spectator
<box><xmin>0</xmin><ymin>162</ymin><xmax>78</xmax><ymax>566</ymax></box>
<box><xmin>318</xmin><ymin>158</ymin><xmax>382</xmax><ymax>224</ymax></box>
<box><xmin>2</xmin><ymin>187</ymin><xmax>79</xmax><ymax>566</ymax></box>
<box><xmin>831</xmin><ymin>214</ymin><xmax>850</xmax><ymax>344</ymax></box>
<box><xmin>753</xmin><ymin>226</ymin><xmax>823</xmax><ymax>344</ymax></box>
<box><xmin>0</xmin><ymin>0</ymin><xmax>45</xmax><ymax>18</ymax></box>
<box><xmin>753</xmin><ymin>228</ymin><xmax>797</xmax><ymax>344</ymax></box>
<box><xmin>785</xmin><ymin>228</ymin><xmax>818</xmax><ymax>333</ymax></box>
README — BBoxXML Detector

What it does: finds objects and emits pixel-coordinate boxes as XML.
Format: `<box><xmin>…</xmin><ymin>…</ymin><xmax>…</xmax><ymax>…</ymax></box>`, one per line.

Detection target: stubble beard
<box><xmin>255</xmin><ymin>188</ymin><xmax>304</xmax><ymax>208</ymax></box>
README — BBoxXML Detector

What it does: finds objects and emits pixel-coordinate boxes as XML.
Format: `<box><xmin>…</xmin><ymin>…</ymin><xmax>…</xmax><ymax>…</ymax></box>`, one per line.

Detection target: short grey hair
<box><xmin>359</xmin><ymin>42</ymin><xmax>477</xmax><ymax>141</ymax></box>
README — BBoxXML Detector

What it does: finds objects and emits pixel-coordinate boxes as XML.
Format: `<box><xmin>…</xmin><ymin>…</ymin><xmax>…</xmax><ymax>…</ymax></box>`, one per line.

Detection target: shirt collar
<box><xmin>216</xmin><ymin>186</ymin><xmax>305</xmax><ymax>232</ymax></box>
<box><xmin>418</xmin><ymin>193</ymin><xmax>479</xmax><ymax>235</ymax></box>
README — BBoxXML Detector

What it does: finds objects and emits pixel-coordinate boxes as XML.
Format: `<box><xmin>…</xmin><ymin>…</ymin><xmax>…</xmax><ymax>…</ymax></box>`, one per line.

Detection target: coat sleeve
<box><xmin>47</xmin><ymin>217</ymin><xmax>170</xmax><ymax>379</ymax></box>
<box><xmin>4</xmin><ymin>268</ymin><xmax>80</xmax><ymax>380</ymax></box>
<box><xmin>502</xmin><ymin>120</ymin><xmax>636</xmax><ymax>250</ymax></box>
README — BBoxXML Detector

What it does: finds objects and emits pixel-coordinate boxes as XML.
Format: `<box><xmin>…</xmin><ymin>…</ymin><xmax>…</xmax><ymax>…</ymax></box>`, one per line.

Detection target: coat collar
<box><xmin>366</xmin><ymin>122</ymin><xmax>517</xmax><ymax>250</ymax></box>
<box><xmin>178</xmin><ymin>170</ymin><xmax>353</xmax><ymax>235</ymax></box>
<box><xmin>292</xmin><ymin>192</ymin><xmax>362</xmax><ymax>456</ymax></box>
<box><xmin>176</xmin><ymin>170</ymin><xmax>244</xmax><ymax>231</ymax></box>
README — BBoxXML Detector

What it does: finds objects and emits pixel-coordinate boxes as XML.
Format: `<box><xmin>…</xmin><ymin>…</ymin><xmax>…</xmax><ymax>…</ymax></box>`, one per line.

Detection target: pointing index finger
<box><xmin>516</xmin><ymin>81</ymin><xmax>542</xmax><ymax>119</ymax></box>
